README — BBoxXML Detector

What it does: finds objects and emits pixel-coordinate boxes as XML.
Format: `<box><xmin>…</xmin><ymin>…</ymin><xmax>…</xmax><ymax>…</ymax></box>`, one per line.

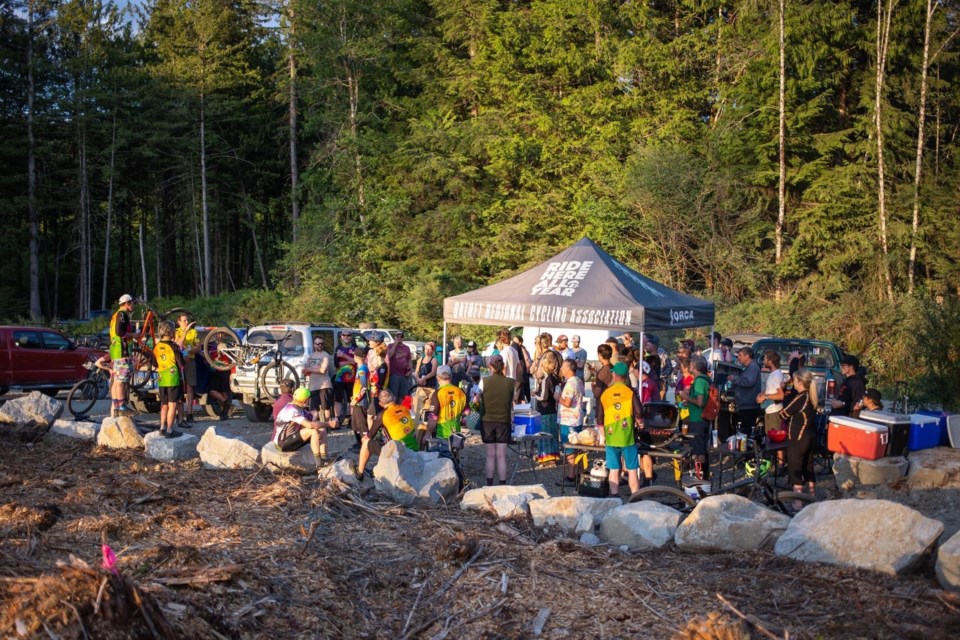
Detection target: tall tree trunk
<box><xmin>192</xmin><ymin>180</ymin><xmax>204</xmax><ymax>295</ymax></box>
<box><xmin>288</xmin><ymin>3</ymin><xmax>300</xmax><ymax>286</ymax></box>
<box><xmin>79</xmin><ymin>126</ymin><xmax>90</xmax><ymax>319</ymax></box>
<box><xmin>154</xmin><ymin>200</ymin><xmax>162</xmax><ymax>299</ymax></box>
<box><xmin>935</xmin><ymin>64</ymin><xmax>940</xmax><ymax>176</ymax></box>
<box><xmin>243</xmin><ymin>195</ymin><xmax>268</xmax><ymax>289</ymax></box>
<box><xmin>28</xmin><ymin>2</ymin><xmax>41</xmax><ymax>320</ymax></box>
<box><xmin>200</xmin><ymin>90</ymin><xmax>212</xmax><ymax>296</ymax></box>
<box><xmin>908</xmin><ymin>0</ymin><xmax>935</xmax><ymax>296</ymax></box>
<box><xmin>874</xmin><ymin>0</ymin><xmax>895</xmax><ymax>301</ymax></box>
<box><xmin>101</xmin><ymin>109</ymin><xmax>117</xmax><ymax>309</ymax></box>
<box><xmin>340</xmin><ymin>10</ymin><xmax>365</xmax><ymax>226</ymax></box>
<box><xmin>775</xmin><ymin>0</ymin><xmax>786</xmax><ymax>301</ymax></box>
<box><xmin>139</xmin><ymin>216</ymin><xmax>148</xmax><ymax>301</ymax></box>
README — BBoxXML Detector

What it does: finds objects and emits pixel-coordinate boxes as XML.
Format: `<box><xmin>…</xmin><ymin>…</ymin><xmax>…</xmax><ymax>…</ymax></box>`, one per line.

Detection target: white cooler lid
<box><xmin>910</xmin><ymin>414</ymin><xmax>939</xmax><ymax>425</ymax></box>
<box><xmin>829</xmin><ymin>415</ymin><xmax>887</xmax><ymax>433</ymax></box>
<box><xmin>859</xmin><ymin>410</ymin><xmax>911</xmax><ymax>425</ymax></box>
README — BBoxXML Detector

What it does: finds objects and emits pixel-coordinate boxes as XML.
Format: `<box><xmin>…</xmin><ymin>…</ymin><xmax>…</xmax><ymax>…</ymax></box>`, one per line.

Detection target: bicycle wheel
<box><xmin>626</xmin><ymin>486</ymin><xmax>696</xmax><ymax>511</ymax></box>
<box><xmin>203</xmin><ymin>327</ymin><xmax>242</xmax><ymax>371</ymax></box>
<box><xmin>67</xmin><ymin>379</ymin><xmax>98</xmax><ymax>417</ymax></box>
<box><xmin>96</xmin><ymin>373</ymin><xmax>110</xmax><ymax>399</ymax></box>
<box><xmin>129</xmin><ymin>349</ymin><xmax>155</xmax><ymax>390</ymax></box>
<box><xmin>258</xmin><ymin>360</ymin><xmax>299</xmax><ymax>401</ymax></box>
<box><xmin>162</xmin><ymin>307</ymin><xmax>193</xmax><ymax>323</ymax></box>
<box><xmin>772</xmin><ymin>491</ymin><xmax>816</xmax><ymax>516</ymax></box>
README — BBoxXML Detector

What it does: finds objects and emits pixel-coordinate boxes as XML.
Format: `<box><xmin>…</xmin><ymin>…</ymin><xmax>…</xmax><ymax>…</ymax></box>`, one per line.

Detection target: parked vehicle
<box><xmin>751</xmin><ymin>337</ymin><xmax>850</xmax><ymax>403</ymax></box>
<box><xmin>0</xmin><ymin>326</ymin><xmax>105</xmax><ymax>396</ymax></box>
<box><xmin>228</xmin><ymin>323</ymin><xmax>365</xmax><ymax>422</ymax></box>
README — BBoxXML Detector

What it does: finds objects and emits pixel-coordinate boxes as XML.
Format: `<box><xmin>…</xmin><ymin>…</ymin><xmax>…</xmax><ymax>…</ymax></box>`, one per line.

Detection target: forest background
<box><xmin>1</xmin><ymin>0</ymin><xmax>959</xmax><ymax>407</ymax></box>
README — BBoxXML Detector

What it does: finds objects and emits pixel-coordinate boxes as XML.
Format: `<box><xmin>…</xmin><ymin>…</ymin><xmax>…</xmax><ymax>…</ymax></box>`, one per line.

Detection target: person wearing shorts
<box><xmin>480</xmin><ymin>354</ymin><xmax>514</xmax><ymax>486</ymax></box>
<box><xmin>597</xmin><ymin>362</ymin><xmax>646</xmax><ymax>497</ymax></box>
<box><xmin>349</xmin><ymin>346</ymin><xmax>371</xmax><ymax>451</ymax></box>
<box><xmin>274</xmin><ymin>387</ymin><xmax>329</xmax><ymax>474</ymax></box>
<box><xmin>108</xmin><ymin>294</ymin><xmax>136</xmax><ymax>416</ymax></box>
<box><xmin>154</xmin><ymin>322</ymin><xmax>184</xmax><ymax>438</ymax></box>
<box><xmin>355</xmin><ymin>389</ymin><xmax>422</xmax><ymax>481</ymax></box>
<box><xmin>678</xmin><ymin>356</ymin><xmax>711</xmax><ymax>480</ymax></box>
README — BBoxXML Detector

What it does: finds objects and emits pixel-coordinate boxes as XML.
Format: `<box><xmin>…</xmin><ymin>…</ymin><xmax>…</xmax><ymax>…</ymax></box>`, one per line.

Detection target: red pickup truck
<box><xmin>0</xmin><ymin>326</ymin><xmax>105</xmax><ymax>396</ymax></box>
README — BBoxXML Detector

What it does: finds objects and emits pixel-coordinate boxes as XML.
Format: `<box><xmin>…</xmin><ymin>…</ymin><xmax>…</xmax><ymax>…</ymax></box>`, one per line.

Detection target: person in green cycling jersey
<box><xmin>108</xmin><ymin>294</ymin><xmax>136</xmax><ymax>416</ymax></box>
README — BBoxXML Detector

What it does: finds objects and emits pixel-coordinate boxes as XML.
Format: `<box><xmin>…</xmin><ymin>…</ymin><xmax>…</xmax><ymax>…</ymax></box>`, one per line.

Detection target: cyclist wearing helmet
<box><xmin>273</xmin><ymin>386</ymin><xmax>330</xmax><ymax>472</ymax></box>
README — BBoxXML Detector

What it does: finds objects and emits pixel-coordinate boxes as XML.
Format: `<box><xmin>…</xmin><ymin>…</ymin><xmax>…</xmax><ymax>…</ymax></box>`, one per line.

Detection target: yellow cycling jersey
<box><xmin>380</xmin><ymin>404</ymin><xmax>420</xmax><ymax>452</ymax></box>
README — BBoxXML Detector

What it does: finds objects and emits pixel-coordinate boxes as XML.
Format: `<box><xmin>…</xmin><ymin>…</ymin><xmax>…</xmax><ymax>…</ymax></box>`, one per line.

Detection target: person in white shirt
<box><xmin>304</xmin><ymin>337</ymin><xmax>337</xmax><ymax>427</ymax></box>
<box><xmin>570</xmin><ymin>335</ymin><xmax>588</xmax><ymax>380</ymax></box>
<box><xmin>555</xmin><ymin>335</ymin><xmax>576</xmax><ymax>360</ymax></box>
<box><xmin>556</xmin><ymin>358</ymin><xmax>584</xmax><ymax>486</ymax></box>
<box><xmin>758</xmin><ymin>349</ymin><xmax>786</xmax><ymax>435</ymax></box>
<box><xmin>496</xmin><ymin>327</ymin><xmax>520</xmax><ymax>402</ymax></box>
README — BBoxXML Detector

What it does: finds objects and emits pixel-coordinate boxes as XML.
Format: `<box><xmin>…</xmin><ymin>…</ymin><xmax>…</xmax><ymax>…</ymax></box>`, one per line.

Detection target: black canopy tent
<box><xmin>441</xmin><ymin>237</ymin><xmax>716</xmax><ymax>356</ymax></box>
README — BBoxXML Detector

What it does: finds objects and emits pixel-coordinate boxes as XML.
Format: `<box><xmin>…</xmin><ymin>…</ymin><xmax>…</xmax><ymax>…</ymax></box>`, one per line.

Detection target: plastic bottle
<box><xmin>711</xmin><ymin>428</ymin><xmax>719</xmax><ymax>449</ymax></box>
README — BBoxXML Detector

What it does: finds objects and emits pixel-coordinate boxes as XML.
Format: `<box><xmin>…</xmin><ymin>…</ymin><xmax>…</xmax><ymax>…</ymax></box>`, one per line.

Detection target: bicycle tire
<box><xmin>773</xmin><ymin>491</ymin><xmax>816</xmax><ymax>516</ymax></box>
<box><xmin>626</xmin><ymin>485</ymin><xmax>696</xmax><ymax>511</ymax></box>
<box><xmin>258</xmin><ymin>360</ymin><xmax>299</xmax><ymax>401</ymax></box>
<box><xmin>203</xmin><ymin>327</ymin><xmax>242</xmax><ymax>371</ymax></box>
<box><xmin>67</xmin><ymin>379</ymin><xmax>99</xmax><ymax>417</ymax></box>
<box><xmin>129</xmin><ymin>349</ymin><xmax>155</xmax><ymax>390</ymax></box>
<box><xmin>96</xmin><ymin>373</ymin><xmax>109</xmax><ymax>400</ymax></box>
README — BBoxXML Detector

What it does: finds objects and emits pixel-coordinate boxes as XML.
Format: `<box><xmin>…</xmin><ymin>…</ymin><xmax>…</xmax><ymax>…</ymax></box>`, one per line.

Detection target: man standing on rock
<box><xmin>597</xmin><ymin>362</ymin><xmax>649</xmax><ymax>497</ymax></box>
<box><xmin>108</xmin><ymin>294</ymin><xmax>136</xmax><ymax>416</ymax></box>
<box><xmin>355</xmin><ymin>389</ymin><xmax>423</xmax><ymax>482</ymax></box>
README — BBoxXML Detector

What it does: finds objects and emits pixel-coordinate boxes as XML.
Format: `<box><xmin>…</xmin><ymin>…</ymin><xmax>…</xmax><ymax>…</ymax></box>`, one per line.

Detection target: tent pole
<box><xmin>442</xmin><ymin>322</ymin><xmax>448</xmax><ymax>365</ymax></box>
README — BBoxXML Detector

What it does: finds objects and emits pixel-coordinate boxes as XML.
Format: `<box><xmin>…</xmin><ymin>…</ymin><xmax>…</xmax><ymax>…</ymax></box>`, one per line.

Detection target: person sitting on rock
<box><xmin>273</xmin><ymin>386</ymin><xmax>330</xmax><ymax>476</ymax></box>
<box><xmin>355</xmin><ymin>388</ymin><xmax>424</xmax><ymax>481</ymax></box>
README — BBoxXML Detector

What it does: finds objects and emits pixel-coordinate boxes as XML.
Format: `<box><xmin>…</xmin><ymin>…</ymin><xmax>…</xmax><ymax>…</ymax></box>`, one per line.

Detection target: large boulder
<box><xmin>49</xmin><ymin>418</ymin><xmax>99</xmax><ymax>441</ymax></box>
<box><xmin>260</xmin><ymin>442</ymin><xmax>317</xmax><ymax>474</ymax></box>
<box><xmin>906</xmin><ymin>448</ymin><xmax>960</xmax><ymax>489</ymax></box>
<box><xmin>936</xmin><ymin>530</ymin><xmax>960</xmax><ymax>592</ymax></box>
<box><xmin>196</xmin><ymin>426</ymin><xmax>260</xmax><ymax>469</ymax></box>
<box><xmin>461</xmin><ymin>485</ymin><xmax>550</xmax><ymax>518</ymax></box>
<box><xmin>144</xmin><ymin>431</ymin><xmax>199</xmax><ymax>461</ymax></box>
<box><xmin>598</xmin><ymin>501</ymin><xmax>682</xmax><ymax>550</ymax></box>
<box><xmin>318</xmin><ymin>459</ymin><xmax>360</xmax><ymax>487</ymax></box>
<box><xmin>674</xmin><ymin>495</ymin><xmax>790</xmax><ymax>552</ymax></box>
<box><xmin>528</xmin><ymin>497</ymin><xmax>622</xmax><ymax>534</ymax></box>
<box><xmin>96</xmin><ymin>417</ymin><xmax>144</xmax><ymax>449</ymax></box>
<box><xmin>0</xmin><ymin>391</ymin><xmax>64</xmax><ymax>427</ymax></box>
<box><xmin>832</xmin><ymin>454</ymin><xmax>909</xmax><ymax>490</ymax></box>
<box><xmin>774</xmin><ymin>499</ymin><xmax>943</xmax><ymax>575</ymax></box>
<box><xmin>373</xmin><ymin>440</ymin><xmax>458</xmax><ymax>505</ymax></box>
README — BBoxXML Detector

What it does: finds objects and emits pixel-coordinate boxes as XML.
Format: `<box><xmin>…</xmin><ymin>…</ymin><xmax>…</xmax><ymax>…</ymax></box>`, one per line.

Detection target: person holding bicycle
<box><xmin>780</xmin><ymin>369</ymin><xmax>819</xmax><ymax>497</ymax></box>
<box><xmin>108</xmin><ymin>294</ymin><xmax>136</xmax><ymax>416</ymax></box>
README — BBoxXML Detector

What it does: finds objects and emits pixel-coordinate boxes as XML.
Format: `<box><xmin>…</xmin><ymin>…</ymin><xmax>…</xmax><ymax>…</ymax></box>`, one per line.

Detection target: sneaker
<box><xmin>179</xmin><ymin>421</ymin><xmax>191</xmax><ymax>430</ymax></box>
<box><xmin>165</xmin><ymin>430</ymin><xmax>180</xmax><ymax>439</ymax></box>
<box><xmin>117</xmin><ymin>404</ymin><xmax>135</xmax><ymax>414</ymax></box>
<box><xmin>186</xmin><ymin>415</ymin><xmax>195</xmax><ymax>423</ymax></box>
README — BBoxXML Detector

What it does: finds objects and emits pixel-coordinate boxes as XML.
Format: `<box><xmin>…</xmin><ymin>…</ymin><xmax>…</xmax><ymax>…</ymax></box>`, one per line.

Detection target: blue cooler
<box><xmin>914</xmin><ymin>409</ymin><xmax>952</xmax><ymax>447</ymax></box>
<box><xmin>908</xmin><ymin>414</ymin><xmax>941</xmax><ymax>451</ymax></box>
<box><xmin>514</xmin><ymin>411</ymin><xmax>542</xmax><ymax>435</ymax></box>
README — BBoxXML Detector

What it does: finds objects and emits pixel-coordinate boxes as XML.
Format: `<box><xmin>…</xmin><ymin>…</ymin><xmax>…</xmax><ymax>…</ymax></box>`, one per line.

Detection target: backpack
<box><xmin>702</xmin><ymin>378</ymin><xmax>721</xmax><ymax>422</ymax></box>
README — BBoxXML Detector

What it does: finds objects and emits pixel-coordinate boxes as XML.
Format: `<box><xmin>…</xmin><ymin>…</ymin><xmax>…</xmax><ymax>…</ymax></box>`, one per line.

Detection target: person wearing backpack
<box><xmin>677</xmin><ymin>356</ymin><xmax>711</xmax><ymax>480</ymax></box>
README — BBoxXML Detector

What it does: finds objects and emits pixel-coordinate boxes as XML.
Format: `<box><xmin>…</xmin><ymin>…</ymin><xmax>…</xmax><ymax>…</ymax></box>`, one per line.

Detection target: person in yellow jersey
<box><xmin>597</xmin><ymin>362</ymin><xmax>653</xmax><ymax>497</ymax></box>
<box><xmin>425</xmin><ymin>366</ymin><xmax>468</xmax><ymax>486</ymax></box>
<box><xmin>355</xmin><ymin>389</ymin><xmax>425</xmax><ymax>481</ymax></box>
<box><xmin>154</xmin><ymin>321</ymin><xmax>185</xmax><ymax>438</ymax></box>
<box><xmin>108</xmin><ymin>294</ymin><xmax>137</xmax><ymax>416</ymax></box>
<box><xmin>174</xmin><ymin>313</ymin><xmax>198</xmax><ymax>427</ymax></box>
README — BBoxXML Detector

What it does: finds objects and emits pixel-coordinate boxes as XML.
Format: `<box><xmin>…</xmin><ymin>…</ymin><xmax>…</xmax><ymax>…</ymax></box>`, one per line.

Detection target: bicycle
<box><xmin>66</xmin><ymin>358</ymin><xmax>110</xmax><ymax>417</ymax></box>
<box><xmin>202</xmin><ymin>327</ymin><xmax>299</xmax><ymax>400</ymax></box>
<box><xmin>627</xmin><ymin>437</ymin><xmax>815</xmax><ymax>516</ymax></box>
<box><xmin>126</xmin><ymin>301</ymin><xmax>194</xmax><ymax>391</ymax></box>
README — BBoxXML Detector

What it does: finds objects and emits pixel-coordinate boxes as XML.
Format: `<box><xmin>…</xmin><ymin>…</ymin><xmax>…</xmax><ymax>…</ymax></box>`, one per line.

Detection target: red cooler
<box><xmin>827</xmin><ymin>416</ymin><xmax>888</xmax><ymax>460</ymax></box>
<box><xmin>859</xmin><ymin>410</ymin><xmax>910</xmax><ymax>457</ymax></box>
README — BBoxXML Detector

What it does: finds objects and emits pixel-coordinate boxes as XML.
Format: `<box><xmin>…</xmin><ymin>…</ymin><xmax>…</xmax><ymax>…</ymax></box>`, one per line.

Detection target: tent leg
<box><xmin>442</xmin><ymin>322</ymin><xmax>448</xmax><ymax>365</ymax></box>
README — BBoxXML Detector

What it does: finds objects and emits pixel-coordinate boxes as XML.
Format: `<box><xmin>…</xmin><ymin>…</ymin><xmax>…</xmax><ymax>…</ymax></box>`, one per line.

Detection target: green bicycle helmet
<box><xmin>745</xmin><ymin>459</ymin><xmax>772</xmax><ymax>478</ymax></box>
<box><xmin>293</xmin><ymin>387</ymin><xmax>311</xmax><ymax>404</ymax></box>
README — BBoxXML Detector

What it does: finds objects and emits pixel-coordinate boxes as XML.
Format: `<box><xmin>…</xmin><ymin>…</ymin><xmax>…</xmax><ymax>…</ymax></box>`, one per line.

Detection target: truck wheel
<box><xmin>204</xmin><ymin>394</ymin><xmax>233</xmax><ymax>420</ymax></box>
<box><xmin>243</xmin><ymin>402</ymin><xmax>272</xmax><ymax>423</ymax></box>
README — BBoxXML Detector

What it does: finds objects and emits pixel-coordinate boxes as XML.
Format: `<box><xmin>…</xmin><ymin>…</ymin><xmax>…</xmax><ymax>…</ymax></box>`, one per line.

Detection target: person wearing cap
<box><xmin>480</xmin><ymin>354</ymin><xmax>514</xmax><ymax>486</ymax></box>
<box><xmin>597</xmin><ymin>362</ymin><xmax>652</xmax><ymax>496</ymax></box>
<box><xmin>304</xmin><ymin>336</ymin><xmax>336</xmax><ymax>429</ymax></box>
<box><xmin>555</xmin><ymin>335</ymin><xmax>575</xmax><ymax>360</ymax></box>
<box><xmin>349</xmin><ymin>346</ymin><xmax>372</xmax><ymax>451</ymax></box>
<box><xmin>425</xmin><ymin>365</ymin><xmax>468</xmax><ymax>485</ymax></box>
<box><xmin>108</xmin><ymin>294</ymin><xmax>137</xmax><ymax>416</ymax></box>
<box><xmin>830</xmin><ymin>355</ymin><xmax>867</xmax><ymax>417</ymax></box>
<box><xmin>862</xmin><ymin>388</ymin><xmax>883</xmax><ymax>411</ymax></box>
<box><xmin>333</xmin><ymin>330</ymin><xmax>357</xmax><ymax>427</ymax></box>
<box><xmin>387</xmin><ymin>330</ymin><xmax>413</xmax><ymax>402</ymax></box>
<box><xmin>448</xmin><ymin>336</ymin><xmax>468</xmax><ymax>386</ymax></box>
<box><xmin>570</xmin><ymin>336</ymin><xmax>587</xmax><ymax>381</ymax></box>
<box><xmin>274</xmin><ymin>386</ymin><xmax>330</xmax><ymax>473</ymax></box>
<box><xmin>356</xmin><ymin>389</ymin><xmax>423</xmax><ymax>481</ymax></box>
<box><xmin>464</xmin><ymin>340</ymin><xmax>484</xmax><ymax>372</ymax></box>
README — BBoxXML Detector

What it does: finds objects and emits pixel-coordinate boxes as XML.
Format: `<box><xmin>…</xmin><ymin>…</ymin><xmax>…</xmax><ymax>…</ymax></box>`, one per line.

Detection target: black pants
<box><xmin>787</xmin><ymin>434</ymin><xmax>815</xmax><ymax>485</ymax></box>
<box><xmin>735</xmin><ymin>408</ymin><xmax>761</xmax><ymax>440</ymax></box>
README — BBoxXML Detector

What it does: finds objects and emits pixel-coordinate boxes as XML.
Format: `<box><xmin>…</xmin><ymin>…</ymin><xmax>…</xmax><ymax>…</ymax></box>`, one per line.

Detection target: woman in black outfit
<box><xmin>779</xmin><ymin>368</ymin><xmax>818</xmax><ymax>496</ymax></box>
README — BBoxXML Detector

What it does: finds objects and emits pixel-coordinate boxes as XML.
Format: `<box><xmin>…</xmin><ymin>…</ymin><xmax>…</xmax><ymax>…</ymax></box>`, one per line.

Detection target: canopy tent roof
<box><xmin>443</xmin><ymin>237</ymin><xmax>715</xmax><ymax>332</ymax></box>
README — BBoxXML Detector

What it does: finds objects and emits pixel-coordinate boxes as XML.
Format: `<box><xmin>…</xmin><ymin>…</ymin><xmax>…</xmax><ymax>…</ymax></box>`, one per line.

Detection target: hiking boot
<box><xmin>186</xmin><ymin>414</ymin><xmax>195</xmax><ymax>423</ymax></box>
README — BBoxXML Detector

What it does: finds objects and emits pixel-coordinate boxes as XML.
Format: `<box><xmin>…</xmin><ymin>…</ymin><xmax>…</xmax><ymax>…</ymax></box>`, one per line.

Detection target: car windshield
<box><xmin>246</xmin><ymin>329</ymin><xmax>303</xmax><ymax>357</ymax></box>
<box><xmin>763</xmin><ymin>344</ymin><xmax>837</xmax><ymax>369</ymax></box>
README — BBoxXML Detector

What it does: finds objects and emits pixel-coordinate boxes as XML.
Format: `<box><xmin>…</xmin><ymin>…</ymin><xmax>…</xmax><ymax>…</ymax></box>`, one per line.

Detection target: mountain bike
<box><xmin>66</xmin><ymin>358</ymin><xmax>110</xmax><ymax>417</ymax></box>
<box><xmin>127</xmin><ymin>302</ymin><xmax>194</xmax><ymax>390</ymax></box>
<box><xmin>627</xmin><ymin>437</ymin><xmax>815</xmax><ymax>516</ymax></box>
<box><xmin>202</xmin><ymin>327</ymin><xmax>299</xmax><ymax>400</ymax></box>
